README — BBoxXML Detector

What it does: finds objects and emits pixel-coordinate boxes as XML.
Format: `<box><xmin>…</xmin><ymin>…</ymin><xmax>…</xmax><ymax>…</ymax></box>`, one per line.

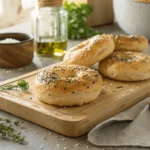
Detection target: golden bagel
<box><xmin>99</xmin><ymin>51</ymin><xmax>150</xmax><ymax>81</ymax></box>
<box><xmin>35</xmin><ymin>65</ymin><xmax>103</xmax><ymax>106</ymax></box>
<box><xmin>63</xmin><ymin>34</ymin><xmax>115</xmax><ymax>67</ymax></box>
<box><xmin>112</xmin><ymin>35</ymin><xmax>148</xmax><ymax>51</ymax></box>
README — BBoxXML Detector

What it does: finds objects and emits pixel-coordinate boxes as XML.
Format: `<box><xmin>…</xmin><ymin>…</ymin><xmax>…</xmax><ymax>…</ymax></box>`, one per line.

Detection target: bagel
<box><xmin>63</xmin><ymin>34</ymin><xmax>115</xmax><ymax>67</ymax></box>
<box><xmin>99</xmin><ymin>51</ymin><xmax>150</xmax><ymax>81</ymax></box>
<box><xmin>112</xmin><ymin>35</ymin><xmax>148</xmax><ymax>51</ymax></box>
<box><xmin>35</xmin><ymin>65</ymin><xmax>103</xmax><ymax>106</ymax></box>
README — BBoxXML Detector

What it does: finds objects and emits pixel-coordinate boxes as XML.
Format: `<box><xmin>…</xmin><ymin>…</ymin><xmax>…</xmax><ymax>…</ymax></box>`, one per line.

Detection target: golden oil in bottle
<box><xmin>31</xmin><ymin>0</ymin><xmax>68</xmax><ymax>59</ymax></box>
<box><xmin>35</xmin><ymin>41</ymin><xmax>67</xmax><ymax>59</ymax></box>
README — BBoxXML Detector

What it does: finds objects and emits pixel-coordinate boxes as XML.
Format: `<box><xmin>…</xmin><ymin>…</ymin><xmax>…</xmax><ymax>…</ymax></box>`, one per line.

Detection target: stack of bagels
<box><xmin>64</xmin><ymin>34</ymin><xmax>149</xmax><ymax>81</ymax></box>
<box><xmin>35</xmin><ymin>34</ymin><xmax>149</xmax><ymax>106</ymax></box>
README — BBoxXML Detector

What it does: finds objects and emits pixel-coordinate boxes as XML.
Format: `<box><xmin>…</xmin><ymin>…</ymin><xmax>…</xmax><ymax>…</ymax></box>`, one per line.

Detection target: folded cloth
<box><xmin>88</xmin><ymin>97</ymin><xmax>150</xmax><ymax>147</ymax></box>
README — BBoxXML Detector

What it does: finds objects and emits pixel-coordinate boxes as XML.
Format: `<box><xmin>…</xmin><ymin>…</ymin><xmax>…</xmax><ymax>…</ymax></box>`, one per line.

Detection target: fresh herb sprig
<box><xmin>0</xmin><ymin>80</ymin><xmax>29</xmax><ymax>91</ymax></box>
<box><xmin>64</xmin><ymin>1</ymin><xmax>102</xmax><ymax>39</ymax></box>
<box><xmin>0</xmin><ymin>118</ymin><xmax>26</xmax><ymax>144</ymax></box>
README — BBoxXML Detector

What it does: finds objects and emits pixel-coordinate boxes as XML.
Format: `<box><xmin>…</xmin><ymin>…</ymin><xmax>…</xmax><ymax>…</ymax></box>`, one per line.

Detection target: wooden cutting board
<box><xmin>0</xmin><ymin>64</ymin><xmax>150</xmax><ymax>137</ymax></box>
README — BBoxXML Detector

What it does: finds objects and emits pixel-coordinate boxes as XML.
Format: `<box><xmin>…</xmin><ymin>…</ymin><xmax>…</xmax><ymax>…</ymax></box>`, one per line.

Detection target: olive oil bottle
<box><xmin>36</xmin><ymin>41</ymin><xmax>67</xmax><ymax>58</ymax></box>
<box><xmin>31</xmin><ymin>0</ymin><xmax>68</xmax><ymax>59</ymax></box>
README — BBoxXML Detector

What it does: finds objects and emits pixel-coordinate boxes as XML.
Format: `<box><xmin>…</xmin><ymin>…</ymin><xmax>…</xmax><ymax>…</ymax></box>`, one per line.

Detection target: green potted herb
<box><xmin>64</xmin><ymin>1</ymin><xmax>102</xmax><ymax>39</ymax></box>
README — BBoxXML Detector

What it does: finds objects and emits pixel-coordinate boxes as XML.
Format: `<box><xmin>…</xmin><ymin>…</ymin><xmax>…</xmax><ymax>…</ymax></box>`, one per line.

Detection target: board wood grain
<box><xmin>0</xmin><ymin>64</ymin><xmax>150</xmax><ymax>137</ymax></box>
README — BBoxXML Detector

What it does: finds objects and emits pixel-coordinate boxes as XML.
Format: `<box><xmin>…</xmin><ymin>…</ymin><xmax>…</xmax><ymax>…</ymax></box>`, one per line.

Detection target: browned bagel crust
<box><xmin>112</xmin><ymin>35</ymin><xmax>148</xmax><ymax>51</ymax></box>
<box><xmin>63</xmin><ymin>34</ymin><xmax>115</xmax><ymax>67</ymax></box>
<box><xmin>35</xmin><ymin>65</ymin><xmax>103</xmax><ymax>106</ymax></box>
<box><xmin>99</xmin><ymin>51</ymin><xmax>150</xmax><ymax>81</ymax></box>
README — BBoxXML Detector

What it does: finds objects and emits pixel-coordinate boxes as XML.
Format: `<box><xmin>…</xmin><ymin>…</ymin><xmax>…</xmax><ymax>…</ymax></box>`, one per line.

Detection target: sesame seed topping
<box><xmin>108</xmin><ymin>51</ymin><xmax>149</xmax><ymax>63</ymax></box>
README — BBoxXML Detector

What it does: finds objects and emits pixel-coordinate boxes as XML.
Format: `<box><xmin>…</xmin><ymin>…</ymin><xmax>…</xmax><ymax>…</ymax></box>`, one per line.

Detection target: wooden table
<box><xmin>0</xmin><ymin>22</ymin><xmax>149</xmax><ymax>150</ymax></box>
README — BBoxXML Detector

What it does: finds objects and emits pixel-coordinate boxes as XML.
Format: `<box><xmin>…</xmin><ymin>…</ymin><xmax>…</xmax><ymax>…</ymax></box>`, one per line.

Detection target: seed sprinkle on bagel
<box><xmin>99</xmin><ymin>51</ymin><xmax>150</xmax><ymax>81</ymax></box>
<box><xmin>35</xmin><ymin>65</ymin><xmax>103</xmax><ymax>106</ymax></box>
<box><xmin>63</xmin><ymin>34</ymin><xmax>115</xmax><ymax>67</ymax></box>
<box><xmin>112</xmin><ymin>35</ymin><xmax>148</xmax><ymax>51</ymax></box>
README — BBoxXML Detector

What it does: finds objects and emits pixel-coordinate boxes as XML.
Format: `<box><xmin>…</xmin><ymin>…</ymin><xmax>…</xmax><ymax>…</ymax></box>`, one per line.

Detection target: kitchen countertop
<box><xmin>0</xmin><ymin>22</ymin><xmax>150</xmax><ymax>150</ymax></box>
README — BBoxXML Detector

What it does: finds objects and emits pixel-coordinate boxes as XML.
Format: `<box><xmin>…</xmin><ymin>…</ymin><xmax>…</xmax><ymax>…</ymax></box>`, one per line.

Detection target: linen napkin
<box><xmin>88</xmin><ymin>97</ymin><xmax>150</xmax><ymax>147</ymax></box>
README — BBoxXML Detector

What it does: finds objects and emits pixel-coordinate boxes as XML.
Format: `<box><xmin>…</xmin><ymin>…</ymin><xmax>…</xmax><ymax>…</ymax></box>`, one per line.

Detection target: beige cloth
<box><xmin>88</xmin><ymin>97</ymin><xmax>150</xmax><ymax>147</ymax></box>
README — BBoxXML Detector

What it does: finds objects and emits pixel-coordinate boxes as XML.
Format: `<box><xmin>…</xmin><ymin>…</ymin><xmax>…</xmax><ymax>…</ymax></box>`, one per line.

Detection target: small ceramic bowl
<box><xmin>0</xmin><ymin>33</ymin><xmax>33</xmax><ymax>68</ymax></box>
<box><xmin>113</xmin><ymin>0</ymin><xmax>150</xmax><ymax>40</ymax></box>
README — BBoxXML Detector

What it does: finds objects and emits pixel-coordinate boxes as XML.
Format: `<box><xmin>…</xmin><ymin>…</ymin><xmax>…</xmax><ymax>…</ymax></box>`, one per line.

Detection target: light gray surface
<box><xmin>0</xmin><ymin>23</ymin><xmax>150</xmax><ymax>150</ymax></box>
<box><xmin>89</xmin><ymin>98</ymin><xmax>150</xmax><ymax>147</ymax></box>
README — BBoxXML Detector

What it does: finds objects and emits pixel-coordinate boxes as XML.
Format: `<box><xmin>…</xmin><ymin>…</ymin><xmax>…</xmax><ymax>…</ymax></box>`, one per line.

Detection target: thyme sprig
<box><xmin>0</xmin><ymin>118</ymin><xmax>26</xmax><ymax>144</ymax></box>
<box><xmin>0</xmin><ymin>80</ymin><xmax>29</xmax><ymax>91</ymax></box>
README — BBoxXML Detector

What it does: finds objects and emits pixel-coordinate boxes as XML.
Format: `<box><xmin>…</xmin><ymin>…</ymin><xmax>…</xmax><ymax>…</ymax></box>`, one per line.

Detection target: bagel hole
<box><xmin>56</xmin><ymin>71</ymin><xmax>77</xmax><ymax>78</ymax></box>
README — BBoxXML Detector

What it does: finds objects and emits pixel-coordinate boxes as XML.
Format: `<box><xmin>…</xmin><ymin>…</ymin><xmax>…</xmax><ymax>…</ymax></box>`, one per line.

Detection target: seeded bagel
<box><xmin>35</xmin><ymin>65</ymin><xmax>103</xmax><ymax>106</ymax></box>
<box><xmin>63</xmin><ymin>34</ymin><xmax>115</xmax><ymax>67</ymax></box>
<box><xmin>99</xmin><ymin>51</ymin><xmax>150</xmax><ymax>81</ymax></box>
<box><xmin>112</xmin><ymin>35</ymin><xmax>148</xmax><ymax>51</ymax></box>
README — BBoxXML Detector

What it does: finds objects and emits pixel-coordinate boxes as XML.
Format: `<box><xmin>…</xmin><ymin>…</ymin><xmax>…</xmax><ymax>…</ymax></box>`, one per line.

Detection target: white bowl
<box><xmin>113</xmin><ymin>0</ymin><xmax>150</xmax><ymax>40</ymax></box>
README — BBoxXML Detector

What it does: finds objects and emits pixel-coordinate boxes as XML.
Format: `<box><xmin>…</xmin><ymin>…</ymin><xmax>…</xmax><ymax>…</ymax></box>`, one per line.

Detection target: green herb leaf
<box><xmin>17</xmin><ymin>80</ymin><xmax>29</xmax><ymax>91</ymax></box>
<box><xmin>0</xmin><ymin>118</ymin><xmax>26</xmax><ymax>144</ymax></box>
<box><xmin>14</xmin><ymin>120</ymin><xmax>20</xmax><ymax>126</ymax></box>
<box><xmin>64</xmin><ymin>1</ymin><xmax>103</xmax><ymax>39</ymax></box>
<box><xmin>0</xmin><ymin>80</ymin><xmax>29</xmax><ymax>91</ymax></box>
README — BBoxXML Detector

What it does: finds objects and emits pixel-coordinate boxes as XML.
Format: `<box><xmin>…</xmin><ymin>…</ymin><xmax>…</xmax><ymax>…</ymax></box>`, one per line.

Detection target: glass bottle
<box><xmin>31</xmin><ymin>0</ymin><xmax>68</xmax><ymax>59</ymax></box>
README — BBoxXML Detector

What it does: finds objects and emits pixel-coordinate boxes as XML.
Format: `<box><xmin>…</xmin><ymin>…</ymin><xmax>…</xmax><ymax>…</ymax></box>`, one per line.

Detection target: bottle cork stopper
<box><xmin>37</xmin><ymin>0</ymin><xmax>63</xmax><ymax>7</ymax></box>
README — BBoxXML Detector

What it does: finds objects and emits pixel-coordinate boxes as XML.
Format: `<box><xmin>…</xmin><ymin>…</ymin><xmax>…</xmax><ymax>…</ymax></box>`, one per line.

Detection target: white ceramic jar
<box><xmin>113</xmin><ymin>0</ymin><xmax>150</xmax><ymax>40</ymax></box>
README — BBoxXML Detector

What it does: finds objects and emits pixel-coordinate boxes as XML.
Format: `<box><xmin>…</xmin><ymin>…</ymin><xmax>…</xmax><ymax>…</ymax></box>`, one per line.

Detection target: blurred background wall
<box><xmin>0</xmin><ymin>0</ymin><xmax>114</xmax><ymax>29</ymax></box>
<box><xmin>0</xmin><ymin>0</ymin><xmax>34</xmax><ymax>29</ymax></box>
